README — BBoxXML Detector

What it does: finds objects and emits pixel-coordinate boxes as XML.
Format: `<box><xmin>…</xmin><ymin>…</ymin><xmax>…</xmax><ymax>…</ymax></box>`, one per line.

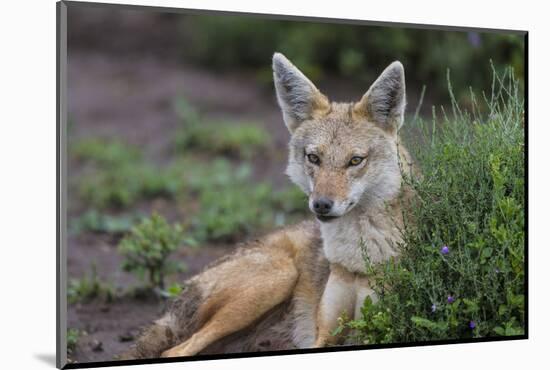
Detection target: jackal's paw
<box><xmin>160</xmin><ymin>349</ymin><xmax>180</xmax><ymax>358</ymax></box>
<box><xmin>314</xmin><ymin>339</ymin><xmax>326</xmax><ymax>348</ymax></box>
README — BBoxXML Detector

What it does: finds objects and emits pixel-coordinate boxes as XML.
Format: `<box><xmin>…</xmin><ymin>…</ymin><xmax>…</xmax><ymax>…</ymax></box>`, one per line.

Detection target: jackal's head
<box><xmin>273</xmin><ymin>53</ymin><xmax>406</xmax><ymax>222</ymax></box>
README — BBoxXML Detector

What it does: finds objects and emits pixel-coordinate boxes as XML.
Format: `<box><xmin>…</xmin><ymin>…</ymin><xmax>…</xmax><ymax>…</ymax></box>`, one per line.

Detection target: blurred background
<box><xmin>65</xmin><ymin>4</ymin><xmax>525</xmax><ymax>363</ymax></box>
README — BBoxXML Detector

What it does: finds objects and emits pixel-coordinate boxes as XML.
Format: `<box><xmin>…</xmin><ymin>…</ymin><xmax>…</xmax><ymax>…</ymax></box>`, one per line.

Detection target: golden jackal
<box><xmin>121</xmin><ymin>52</ymin><xmax>416</xmax><ymax>359</ymax></box>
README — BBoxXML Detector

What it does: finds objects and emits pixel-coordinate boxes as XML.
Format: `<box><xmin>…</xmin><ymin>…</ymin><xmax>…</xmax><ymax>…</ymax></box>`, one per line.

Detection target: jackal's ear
<box><xmin>272</xmin><ymin>53</ymin><xmax>330</xmax><ymax>133</ymax></box>
<box><xmin>353</xmin><ymin>61</ymin><xmax>406</xmax><ymax>132</ymax></box>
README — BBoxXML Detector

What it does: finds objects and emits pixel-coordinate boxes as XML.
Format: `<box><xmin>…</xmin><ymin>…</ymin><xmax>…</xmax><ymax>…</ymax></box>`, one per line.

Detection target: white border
<box><xmin>2</xmin><ymin>0</ymin><xmax>547</xmax><ymax>369</ymax></box>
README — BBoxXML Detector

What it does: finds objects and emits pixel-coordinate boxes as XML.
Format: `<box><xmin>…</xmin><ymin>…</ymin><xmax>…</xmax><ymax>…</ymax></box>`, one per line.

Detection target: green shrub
<box><xmin>68</xmin><ymin>263</ymin><xmax>116</xmax><ymax>304</ymax></box>
<box><xmin>341</xmin><ymin>67</ymin><xmax>525</xmax><ymax>344</ymax></box>
<box><xmin>118</xmin><ymin>213</ymin><xmax>186</xmax><ymax>290</ymax></box>
<box><xmin>174</xmin><ymin>97</ymin><xmax>271</xmax><ymax>159</ymax></box>
<box><xmin>179</xmin><ymin>15</ymin><xmax>524</xmax><ymax>104</ymax></box>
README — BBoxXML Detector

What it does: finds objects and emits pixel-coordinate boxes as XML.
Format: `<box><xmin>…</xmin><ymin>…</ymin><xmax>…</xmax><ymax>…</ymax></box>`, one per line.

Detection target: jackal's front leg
<box><xmin>314</xmin><ymin>265</ymin><xmax>356</xmax><ymax>347</ymax></box>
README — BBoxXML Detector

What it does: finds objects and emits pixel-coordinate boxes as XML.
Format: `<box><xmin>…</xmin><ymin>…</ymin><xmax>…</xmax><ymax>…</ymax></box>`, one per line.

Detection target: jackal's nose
<box><xmin>313</xmin><ymin>197</ymin><xmax>333</xmax><ymax>215</ymax></box>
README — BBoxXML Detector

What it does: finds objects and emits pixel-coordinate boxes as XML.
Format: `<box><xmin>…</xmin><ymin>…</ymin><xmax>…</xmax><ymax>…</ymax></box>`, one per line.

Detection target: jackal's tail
<box><xmin>118</xmin><ymin>321</ymin><xmax>177</xmax><ymax>360</ymax></box>
<box><xmin>118</xmin><ymin>282</ymin><xmax>203</xmax><ymax>360</ymax></box>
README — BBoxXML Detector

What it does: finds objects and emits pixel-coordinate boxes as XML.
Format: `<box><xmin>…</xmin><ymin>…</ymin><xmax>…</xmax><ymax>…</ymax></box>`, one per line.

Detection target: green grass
<box><xmin>68</xmin><ymin>263</ymin><xmax>116</xmax><ymax>304</ymax></box>
<box><xmin>271</xmin><ymin>185</ymin><xmax>309</xmax><ymax>214</ymax></box>
<box><xmin>174</xmin><ymin>97</ymin><xmax>271</xmax><ymax>159</ymax></box>
<box><xmin>67</xmin><ymin>328</ymin><xmax>81</xmax><ymax>355</ymax></box>
<box><xmin>78</xmin><ymin>163</ymin><xmax>182</xmax><ymax>209</ymax></box>
<box><xmin>177</xmin><ymin>158</ymin><xmax>308</xmax><ymax>242</ymax></box>
<box><xmin>340</xmin><ymin>67</ymin><xmax>525</xmax><ymax>344</ymax></box>
<box><xmin>193</xmin><ymin>179</ymin><xmax>273</xmax><ymax>242</ymax></box>
<box><xmin>69</xmin><ymin>98</ymin><xmax>302</xmax><ymax>243</ymax></box>
<box><xmin>70</xmin><ymin>134</ymin><xmax>306</xmax><ymax>242</ymax></box>
<box><xmin>71</xmin><ymin>138</ymin><xmax>183</xmax><ymax>209</ymax></box>
<box><xmin>71</xmin><ymin>138</ymin><xmax>141</xmax><ymax>167</ymax></box>
<box><xmin>69</xmin><ymin>210</ymin><xmax>144</xmax><ymax>235</ymax></box>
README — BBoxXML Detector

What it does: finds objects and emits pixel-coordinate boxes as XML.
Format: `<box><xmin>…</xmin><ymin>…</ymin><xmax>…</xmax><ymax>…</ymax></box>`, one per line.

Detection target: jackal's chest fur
<box><xmin>320</xmin><ymin>208</ymin><xmax>402</xmax><ymax>274</ymax></box>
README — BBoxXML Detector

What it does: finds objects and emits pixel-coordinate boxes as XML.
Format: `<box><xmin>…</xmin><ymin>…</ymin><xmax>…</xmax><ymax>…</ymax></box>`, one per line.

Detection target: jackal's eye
<box><xmin>348</xmin><ymin>156</ymin><xmax>364</xmax><ymax>166</ymax></box>
<box><xmin>307</xmin><ymin>153</ymin><xmax>320</xmax><ymax>165</ymax></box>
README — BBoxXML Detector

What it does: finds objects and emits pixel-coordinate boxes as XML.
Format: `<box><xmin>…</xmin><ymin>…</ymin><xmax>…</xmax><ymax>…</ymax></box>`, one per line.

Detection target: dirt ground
<box><xmin>66</xmin><ymin>48</ymin><xmax>299</xmax><ymax>363</ymax></box>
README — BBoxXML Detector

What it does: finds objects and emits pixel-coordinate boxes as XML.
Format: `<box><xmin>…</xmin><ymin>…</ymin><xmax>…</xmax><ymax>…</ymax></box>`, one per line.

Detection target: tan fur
<box><xmin>121</xmin><ymin>54</ymin><xmax>417</xmax><ymax>359</ymax></box>
<box><xmin>121</xmin><ymin>221</ymin><xmax>329</xmax><ymax>359</ymax></box>
<box><xmin>275</xmin><ymin>54</ymin><xmax>415</xmax><ymax>346</ymax></box>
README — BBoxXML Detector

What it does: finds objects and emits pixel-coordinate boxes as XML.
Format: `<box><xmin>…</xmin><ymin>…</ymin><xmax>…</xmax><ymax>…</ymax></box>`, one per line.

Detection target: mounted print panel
<box><xmin>57</xmin><ymin>1</ymin><xmax>527</xmax><ymax>368</ymax></box>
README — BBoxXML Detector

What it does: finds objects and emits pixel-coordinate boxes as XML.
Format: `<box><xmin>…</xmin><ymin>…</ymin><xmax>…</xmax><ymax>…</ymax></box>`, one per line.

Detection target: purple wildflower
<box><xmin>447</xmin><ymin>295</ymin><xmax>455</xmax><ymax>304</ymax></box>
<box><xmin>431</xmin><ymin>304</ymin><xmax>437</xmax><ymax>313</ymax></box>
<box><xmin>467</xmin><ymin>32</ymin><xmax>482</xmax><ymax>48</ymax></box>
<box><xmin>440</xmin><ymin>245</ymin><xmax>450</xmax><ymax>255</ymax></box>
<box><xmin>469</xmin><ymin>321</ymin><xmax>476</xmax><ymax>329</ymax></box>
